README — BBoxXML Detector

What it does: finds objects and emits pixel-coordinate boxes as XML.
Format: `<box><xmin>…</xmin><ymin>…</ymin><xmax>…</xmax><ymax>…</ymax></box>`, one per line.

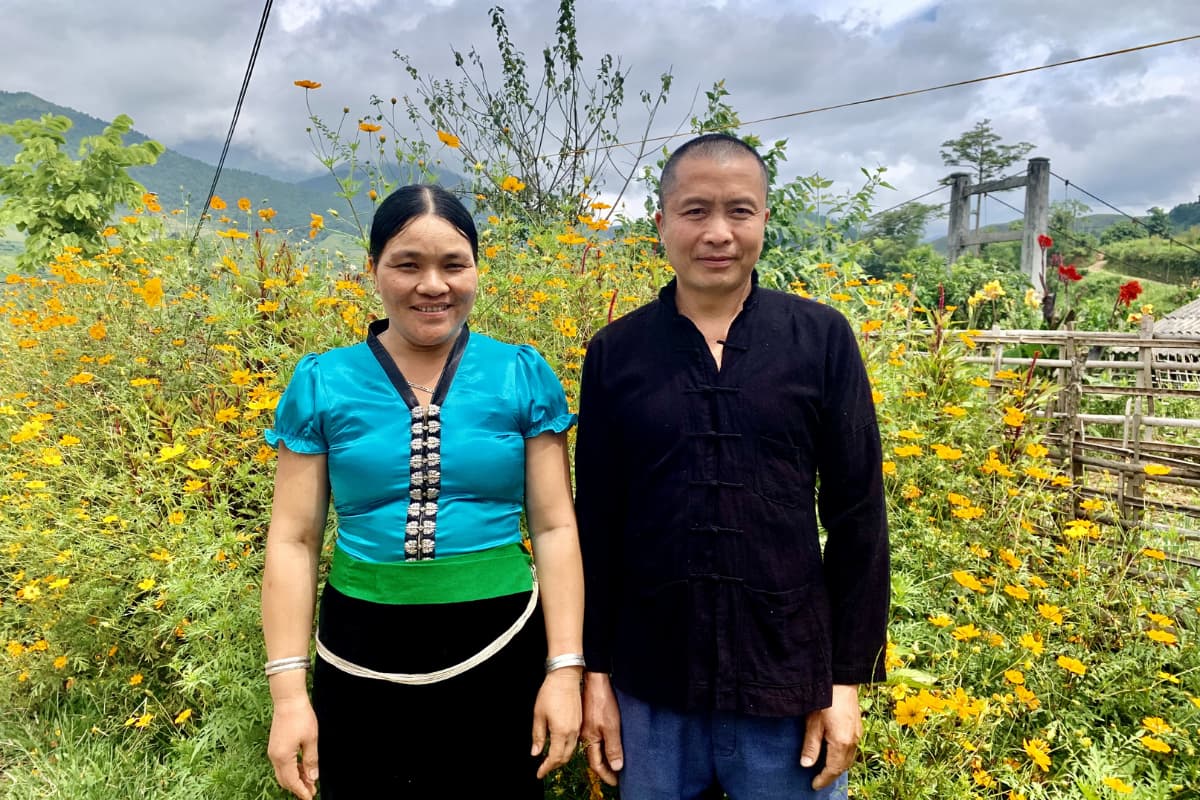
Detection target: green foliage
<box><xmin>862</xmin><ymin>202</ymin><xmax>945</xmax><ymax>275</ymax></box>
<box><xmin>1145</xmin><ymin>207</ymin><xmax>1172</xmax><ymax>239</ymax></box>
<box><xmin>940</xmin><ymin>119</ymin><xmax>1035</xmax><ymax>184</ymax></box>
<box><xmin>392</xmin><ymin>0</ymin><xmax>672</xmax><ymax>222</ymax></box>
<box><xmin>1099</xmin><ymin>219</ymin><xmax>1144</xmax><ymax>245</ymax></box>
<box><xmin>1168</xmin><ymin>200</ymin><xmax>1200</xmax><ymax>232</ymax></box>
<box><xmin>0</xmin><ymin>113</ymin><xmax>164</xmax><ymax>270</ymax></box>
<box><xmin>1102</xmin><ymin>236</ymin><xmax>1200</xmax><ymax>285</ymax></box>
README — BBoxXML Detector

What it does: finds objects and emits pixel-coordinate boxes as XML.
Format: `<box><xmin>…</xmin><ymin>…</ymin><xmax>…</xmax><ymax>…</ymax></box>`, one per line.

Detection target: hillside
<box><xmin>0</xmin><ymin>91</ymin><xmax>463</xmax><ymax>235</ymax></box>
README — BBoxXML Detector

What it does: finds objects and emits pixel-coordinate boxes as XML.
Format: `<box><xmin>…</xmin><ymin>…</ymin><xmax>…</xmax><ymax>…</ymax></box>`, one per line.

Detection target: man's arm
<box><xmin>574</xmin><ymin>337</ymin><xmax>627</xmax><ymax>785</ymax></box>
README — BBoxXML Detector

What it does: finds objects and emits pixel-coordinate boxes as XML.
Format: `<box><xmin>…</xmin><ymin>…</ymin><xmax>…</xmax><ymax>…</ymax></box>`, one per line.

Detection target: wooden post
<box><xmin>946</xmin><ymin>172</ymin><xmax>971</xmax><ymax>270</ymax></box>
<box><xmin>1022</xmin><ymin>157</ymin><xmax>1051</xmax><ymax>290</ymax></box>
<box><xmin>1124</xmin><ymin>315</ymin><xmax>1155</xmax><ymax>533</ymax></box>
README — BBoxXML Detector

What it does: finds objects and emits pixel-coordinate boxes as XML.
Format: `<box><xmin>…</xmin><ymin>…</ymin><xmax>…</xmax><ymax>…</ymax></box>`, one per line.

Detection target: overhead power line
<box><xmin>986</xmin><ymin>194</ymin><xmax>1156</xmax><ymax>278</ymax></box>
<box><xmin>1049</xmin><ymin>171</ymin><xmax>1200</xmax><ymax>259</ymax></box>
<box><xmin>188</xmin><ymin>0</ymin><xmax>274</xmax><ymax>252</ymax></box>
<box><xmin>867</xmin><ymin>186</ymin><xmax>945</xmax><ymax>220</ymax></box>
<box><xmin>550</xmin><ymin>33</ymin><xmax>1200</xmax><ymax>161</ymax></box>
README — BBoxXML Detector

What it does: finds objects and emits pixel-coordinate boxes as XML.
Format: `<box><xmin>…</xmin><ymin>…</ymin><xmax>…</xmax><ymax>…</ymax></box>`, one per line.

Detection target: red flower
<box><xmin>1037</xmin><ymin>234</ymin><xmax>1053</xmax><ymax>249</ymax></box>
<box><xmin>1117</xmin><ymin>280</ymin><xmax>1143</xmax><ymax>306</ymax></box>
<box><xmin>1057</xmin><ymin>264</ymin><xmax>1083</xmax><ymax>282</ymax></box>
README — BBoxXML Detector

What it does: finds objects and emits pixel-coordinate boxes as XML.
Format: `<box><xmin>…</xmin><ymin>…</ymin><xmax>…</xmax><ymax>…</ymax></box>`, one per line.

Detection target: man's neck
<box><xmin>674</xmin><ymin>279</ymin><xmax>753</xmax><ymax>329</ymax></box>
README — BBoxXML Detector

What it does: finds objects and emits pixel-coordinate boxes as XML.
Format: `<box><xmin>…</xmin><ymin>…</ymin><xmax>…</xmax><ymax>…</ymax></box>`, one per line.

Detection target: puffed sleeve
<box><xmin>263</xmin><ymin>354</ymin><xmax>329</xmax><ymax>454</ymax></box>
<box><xmin>514</xmin><ymin>345</ymin><xmax>577</xmax><ymax>438</ymax></box>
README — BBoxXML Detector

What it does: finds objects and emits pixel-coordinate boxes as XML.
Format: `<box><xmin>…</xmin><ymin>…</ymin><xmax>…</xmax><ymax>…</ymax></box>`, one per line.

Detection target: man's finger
<box><xmin>584</xmin><ymin>739</ymin><xmax>619</xmax><ymax>787</ymax></box>
<box><xmin>810</xmin><ymin>739</ymin><xmax>855</xmax><ymax>790</ymax></box>
<box><xmin>799</xmin><ymin>713</ymin><xmax>824</xmax><ymax>768</ymax></box>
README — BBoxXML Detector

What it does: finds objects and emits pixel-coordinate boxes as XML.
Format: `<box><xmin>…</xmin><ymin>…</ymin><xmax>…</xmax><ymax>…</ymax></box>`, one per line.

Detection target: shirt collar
<box><xmin>658</xmin><ymin>270</ymin><xmax>761</xmax><ymax>317</ymax></box>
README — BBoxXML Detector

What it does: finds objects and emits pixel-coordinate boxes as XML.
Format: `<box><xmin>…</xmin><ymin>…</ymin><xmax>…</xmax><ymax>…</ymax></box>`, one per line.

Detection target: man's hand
<box><xmin>581</xmin><ymin>671</ymin><xmax>624</xmax><ymax>786</ymax></box>
<box><xmin>801</xmin><ymin>683</ymin><xmax>862</xmax><ymax>790</ymax></box>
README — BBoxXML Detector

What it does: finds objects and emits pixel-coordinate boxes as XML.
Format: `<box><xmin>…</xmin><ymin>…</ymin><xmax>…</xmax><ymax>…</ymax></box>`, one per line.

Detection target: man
<box><xmin>575</xmin><ymin>133</ymin><xmax>889</xmax><ymax>799</ymax></box>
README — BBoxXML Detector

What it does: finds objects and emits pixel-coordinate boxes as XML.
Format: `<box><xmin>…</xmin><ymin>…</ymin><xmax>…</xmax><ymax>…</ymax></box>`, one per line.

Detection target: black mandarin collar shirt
<box><xmin>575</xmin><ymin>275</ymin><xmax>889</xmax><ymax>717</ymax></box>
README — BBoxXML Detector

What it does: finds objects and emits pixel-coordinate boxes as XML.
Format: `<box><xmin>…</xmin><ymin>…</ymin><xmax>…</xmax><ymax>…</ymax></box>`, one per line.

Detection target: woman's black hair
<box><xmin>368</xmin><ymin>185</ymin><xmax>479</xmax><ymax>264</ymax></box>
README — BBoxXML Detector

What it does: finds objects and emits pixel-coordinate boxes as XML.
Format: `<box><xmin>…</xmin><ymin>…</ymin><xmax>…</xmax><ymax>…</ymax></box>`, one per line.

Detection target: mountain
<box><xmin>0</xmin><ymin>91</ymin><xmax>466</xmax><ymax>235</ymax></box>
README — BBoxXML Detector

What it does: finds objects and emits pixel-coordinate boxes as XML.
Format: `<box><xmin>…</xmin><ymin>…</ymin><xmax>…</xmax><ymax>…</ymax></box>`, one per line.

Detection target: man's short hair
<box><xmin>658</xmin><ymin>133</ymin><xmax>770</xmax><ymax>209</ymax></box>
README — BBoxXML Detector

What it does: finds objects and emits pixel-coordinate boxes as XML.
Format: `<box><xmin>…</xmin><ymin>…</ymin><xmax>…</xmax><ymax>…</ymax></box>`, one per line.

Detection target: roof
<box><xmin>1156</xmin><ymin>297</ymin><xmax>1200</xmax><ymax>337</ymax></box>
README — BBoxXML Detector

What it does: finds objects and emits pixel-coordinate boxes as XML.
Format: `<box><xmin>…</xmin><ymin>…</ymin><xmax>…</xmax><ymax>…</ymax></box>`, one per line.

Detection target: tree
<box><xmin>392</xmin><ymin>0</ymin><xmax>672</xmax><ymax>222</ymax></box>
<box><xmin>1099</xmin><ymin>219</ymin><xmax>1142</xmax><ymax>245</ymax></box>
<box><xmin>0</xmin><ymin>113</ymin><xmax>163</xmax><ymax>270</ymax></box>
<box><xmin>861</xmin><ymin>202</ymin><xmax>944</xmax><ymax>276</ymax></box>
<box><xmin>940</xmin><ymin>119</ymin><xmax>1034</xmax><ymax>231</ymax></box>
<box><xmin>1145</xmin><ymin>206</ymin><xmax>1171</xmax><ymax>238</ymax></box>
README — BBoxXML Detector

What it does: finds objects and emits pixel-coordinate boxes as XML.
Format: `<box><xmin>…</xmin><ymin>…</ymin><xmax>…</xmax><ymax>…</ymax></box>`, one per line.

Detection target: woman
<box><xmin>261</xmin><ymin>185</ymin><xmax>584</xmax><ymax>798</ymax></box>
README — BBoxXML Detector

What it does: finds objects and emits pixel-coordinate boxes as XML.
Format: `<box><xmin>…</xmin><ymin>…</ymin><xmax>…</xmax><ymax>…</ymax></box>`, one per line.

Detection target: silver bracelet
<box><xmin>265</xmin><ymin>656</ymin><xmax>310</xmax><ymax>676</ymax></box>
<box><xmin>544</xmin><ymin>653</ymin><xmax>587</xmax><ymax>673</ymax></box>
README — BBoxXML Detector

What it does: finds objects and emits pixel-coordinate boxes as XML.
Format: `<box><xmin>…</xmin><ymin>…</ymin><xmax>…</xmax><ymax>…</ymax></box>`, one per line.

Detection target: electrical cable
<box><xmin>188</xmin><ymin>0</ymin><xmax>274</xmax><ymax>252</ymax></box>
<box><xmin>1048</xmin><ymin>171</ymin><xmax>1200</xmax><ymax>258</ymax></box>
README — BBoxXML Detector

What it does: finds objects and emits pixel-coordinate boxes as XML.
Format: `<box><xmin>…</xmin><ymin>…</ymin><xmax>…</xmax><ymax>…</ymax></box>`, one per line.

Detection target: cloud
<box><xmin>0</xmin><ymin>0</ymin><xmax>1195</xmax><ymax>211</ymax></box>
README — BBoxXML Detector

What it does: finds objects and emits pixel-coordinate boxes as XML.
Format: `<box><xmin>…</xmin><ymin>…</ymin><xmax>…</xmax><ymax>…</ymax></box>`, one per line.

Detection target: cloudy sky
<box><xmin>3</xmin><ymin>0</ymin><xmax>1198</xmax><ymax>223</ymax></box>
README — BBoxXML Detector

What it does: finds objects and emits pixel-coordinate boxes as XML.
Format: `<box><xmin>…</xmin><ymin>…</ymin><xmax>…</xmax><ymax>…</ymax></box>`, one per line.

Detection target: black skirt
<box><xmin>311</xmin><ymin>584</ymin><xmax>547</xmax><ymax>799</ymax></box>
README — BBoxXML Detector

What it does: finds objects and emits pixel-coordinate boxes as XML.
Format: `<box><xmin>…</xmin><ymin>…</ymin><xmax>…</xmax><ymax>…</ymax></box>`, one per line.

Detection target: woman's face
<box><xmin>372</xmin><ymin>214</ymin><xmax>478</xmax><ymax>354</ymax></box>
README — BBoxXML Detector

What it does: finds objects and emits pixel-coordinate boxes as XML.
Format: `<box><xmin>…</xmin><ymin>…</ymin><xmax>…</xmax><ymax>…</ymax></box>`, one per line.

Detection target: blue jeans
<box><xmin>616</xmin><ymin>688</ymin><xmax>849</xmax><ymax>800</ymax></box>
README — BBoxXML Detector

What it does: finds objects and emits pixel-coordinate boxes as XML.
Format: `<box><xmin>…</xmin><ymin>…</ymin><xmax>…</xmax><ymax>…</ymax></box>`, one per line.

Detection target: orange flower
<box><xmin>293</xmin><ymin>79</ymin><xmax>322</xmax><ymax>89</ymax></box>
<box><xmin>210</xmin><ymin>196</ymin><xmax>227</xmax><ymax>211</ymax></box>
<box><xmin>237</xmin><ymin>198</ymin><xmax>252</xmax><ymax>212</ymax></box>
<box><xmin>500</xmin><ymin>175</ymin><xmax>526</xmax><ymax>192</ymax></box>
<box><xmin>436</xmin><ymin>130</ymin><xmax>461</xmax><ymax>148</ymax></box>
<box><xmin>359</xmin><ymin>121</ymin><xmax>382</xmax><ymax>133</ymax></box>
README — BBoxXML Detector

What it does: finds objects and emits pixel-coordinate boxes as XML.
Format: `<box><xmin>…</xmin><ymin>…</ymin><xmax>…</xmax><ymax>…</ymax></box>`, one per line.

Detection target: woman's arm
<box><xmin>524</xmin><ymin>430</ymin><xmax>584</xmax><ymax>779</ymax></box>
<box><xmin>261</xmin><ymin>443</ymin><xmax>330</xmax><ymax>800</ymax></box>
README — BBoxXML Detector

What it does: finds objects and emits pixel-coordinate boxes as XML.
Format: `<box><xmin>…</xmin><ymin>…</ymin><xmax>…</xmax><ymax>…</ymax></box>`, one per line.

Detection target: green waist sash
<box><xmin>328</xmin><ymin>542</ymin><xmax>533</xmax><ymax>605</ymax></box>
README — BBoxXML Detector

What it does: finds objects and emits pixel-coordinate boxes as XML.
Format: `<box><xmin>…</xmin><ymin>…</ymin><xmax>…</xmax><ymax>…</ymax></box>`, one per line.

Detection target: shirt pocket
<box><xmin>736</xmin><ymin>583</ymin><xmax>830</xmax><ymax>690</ymax></box>
<box><xmin>753</xmin><ymin>434</ymin><xmax>809</xmax><ymax>508</ymax></box>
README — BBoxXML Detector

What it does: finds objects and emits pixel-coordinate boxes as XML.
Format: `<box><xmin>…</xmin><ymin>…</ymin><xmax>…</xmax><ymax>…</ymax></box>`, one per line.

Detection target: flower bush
<box><xmin>2</xmin><ymin>136</ymin><xmax>1198</xmax><ymax>800</ymax></box>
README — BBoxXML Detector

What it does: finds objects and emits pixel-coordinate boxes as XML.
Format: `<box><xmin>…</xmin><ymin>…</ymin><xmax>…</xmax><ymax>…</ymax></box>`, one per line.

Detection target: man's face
<box><xmin>655</xmin><ymin>152</ymin><xmax>769</xmax><ymax>301</ymax></box>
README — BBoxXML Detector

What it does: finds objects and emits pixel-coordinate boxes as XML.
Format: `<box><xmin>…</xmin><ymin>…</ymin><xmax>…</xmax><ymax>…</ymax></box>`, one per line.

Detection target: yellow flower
<box><xmin>130</xmin><ymin>672</ymin><xmax>144</xmax><ymax>686</ymax></box>
<box><xmin>1141</xmin><ymin>547</ymin><xmax>1167</xmax><ymax>560</ymax></box>
<box><xmin>1102</xmin><ymin>777</ymin><xmax>1134</xmax><ymax>794</ymax></box>
<box><xmin>156</xmin><ymin>444</ymin><xmax>186</xmax><ymax>463</ymax></box>
<box><xmin>358</xmin><ymin>121</ymin><xmax>382</xmax><ymax>133</ymax></box>
<box><xmin>897</xmin><ymin>429</ymin><xmax>924</xmax><ymax>440</ymax></box>
<box><xmin>1056</xmin><ymin>655</ymin><xmax>1086</xmax><ymax>676</ymax></box>
<box><xmin>932</xmin><ymin>444</ymin><xmax>963</xmax><ymax>460</ymax></box>
<box><xmin>1146</xmin><ymin>612</ymin><xmax>1174</xmax><ymax>626</ymax></box>
<box><xmin>54</xmin><ymin>655</ymin><xmax>68</xmax><ymax>669</ymax></box>
<box><xmin>1143</xmin><ymin>463</ymin><xmax>1172</xmax><ymax>476</ymax></box>
<box><xmin>952</xmin><ymin>623</ymin><xmax>982</xmax><ymax>641</ymax></box>
<box><xmin>1023</xmin><ymin>738</ymin><xmax>1051</xmax><ymax>772</ymax></box>
<box><xmin>1079</xmin><ymin>498</ymin><xmax>1105</xmax><ymax>511</ymax></box>
<box><xmin>293</xmin><ymin>79</ymin><xmax>322</xmax><ymax>89</ymax></box>
<box><xmin>880</xmin><ymin>461</ymin><xmax>896</xmax><ymax>476</ymax></box>
<box><xmin>951</xmin><ymin>571</ymin><xmax>985</xmax><ymax>593</ymax></box>
<box><xmin>1019</xmin><ymin>633</ymin><xmax>1045</xmax><ymax>655</ymax></box>
<box><xmin>1014</xmin><ymin>684</ymin><xmax>1040</xmax><ymax>710</ymax></box>
<box><xmin>1140</xmin><ymin>736</ymin><xmax>1171</xmax><ymax>754</ymax></box>
<box><xmin>174</xmin><ymin>709</ymin><xmax>193</xmax><ymax>725</ymax></box>
<box><xmin>137</xmin><ymin>578</ymin><xmax>156</xmax><ymax>592</ymax></box>
<box><xmin>1025</xmin><ymin>443</ymin><xmax>1048</xmax><ymax>458</ymax></box>
<box><xmin>928</xmin><ymin>614</ymin><xmax>953</xmax><ymax>627</ymax></box>
<box><xmin>89</xmin><ymin>320</ymin><xmax>107</xmax><ymax>340</ymax></box>
<box><xmin>1004</xmin><ymin>669</ymin><xmax>1025</xmax><ymax>685</ymax></box>
<box><xmin>893</xmin><ymin>444</ymin><xmax>923</xmax><ymax>458</ymax></box>
<box><xmin>436</xmin><ymin>130</ymin><xmax>461</xmax><ymax>148</ymax></box>
<box><xmin>1002</xmin><ymin>407</ymin><xmax>1026</xmax><ymax>427</ymax></box>
<box><xmin>500</xmin><ymin>175</ymin><xmax>526</xmax><ymax>192</ymax></box>
<box><xmin>1142</xmin><ymin>717</ymin><xmax>1173</xmax><ymax>735</ymax></box>
<box><xmin>167</xmin><ymin>511</ymin><xmax>185</xmax><ymax>525</ymax></box>
<box><xmin>1038</xmin><ymin>604</ymin><xmax>1064</xmax><ymax>624</ymax></box>
<box><xmin>951</xmin><ymin>506</ymin><xmax>985</xmax><ymax>520</ymax></box>
<box><xmin>894</xmin><ymin>696</ymin><xmax>927</xmax><ymax>727</ymax></box>
<box><xmin>257</xmin><ymin>208</ymin><xmax>277</xmax><ymax>221</ymax></box>
<box><xmin>1003</xmin><ymin>584</ymin><xmax>1030</xmax><ymax>601</ymax></box>
<box><xmin>1146</xmin><ymin>629</ymin><xmax>1178</xmax><ymax>645</ymax></box>
<box><xmin>186</xmin><ymin>458</ymin><xmax>212</xmax><ymax>471</ymax></box>
<box><xmin>134</xmin><ymin>712</ymin><xmax>153</xmax><ymax>729</ymax></box>
<box><xmin>942</xmin><ymin>405</ymin><xmax>967</xmax><ymax>417</ymax></box>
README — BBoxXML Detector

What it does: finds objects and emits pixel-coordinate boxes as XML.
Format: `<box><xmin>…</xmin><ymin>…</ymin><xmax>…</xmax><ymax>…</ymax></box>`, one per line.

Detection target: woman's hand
<box><xmin>267</xmin><ymin>695</ymin><xmax>320</xmax><ymax>800</ymax></box>
<box><xmin>531</xmin><ymin>666</ymin><xmax>583</xmax><ymax>779</ymax></box>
